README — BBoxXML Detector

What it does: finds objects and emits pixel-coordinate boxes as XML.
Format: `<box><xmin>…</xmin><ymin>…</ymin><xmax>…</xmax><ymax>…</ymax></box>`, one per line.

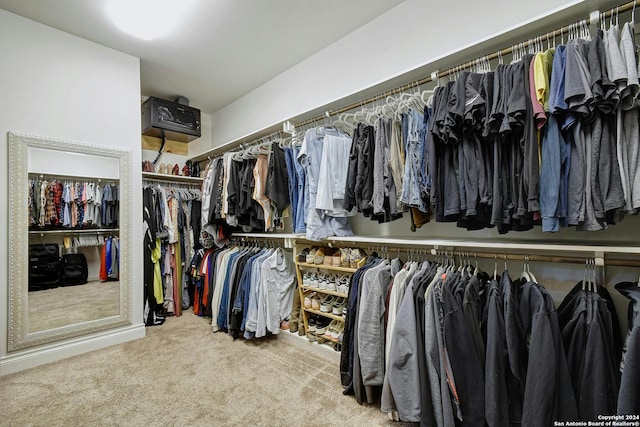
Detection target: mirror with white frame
<box><xmin>7</xmin><ymin>132</ymin><xmax>133</xmax><ymax>352</ymax></box>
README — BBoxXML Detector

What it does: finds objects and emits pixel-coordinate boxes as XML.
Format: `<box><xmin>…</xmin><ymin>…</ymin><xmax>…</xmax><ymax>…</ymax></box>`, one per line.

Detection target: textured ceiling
<box><xmin>0</xmin><ymin>0</ymin><xmax>404</xmax><ymax>114</ymax></box>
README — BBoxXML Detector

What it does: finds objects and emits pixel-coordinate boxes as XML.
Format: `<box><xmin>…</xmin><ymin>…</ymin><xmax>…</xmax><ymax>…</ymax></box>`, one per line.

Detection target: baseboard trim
<box><xmin>277</xmin><ymin>329</ymin><xmax>341</xmax><ymax>363</ymax></box>
<box><xmin>0</xmin><ymin>324</ymin><xmax>146</xmax><ymax>376</ymax></box>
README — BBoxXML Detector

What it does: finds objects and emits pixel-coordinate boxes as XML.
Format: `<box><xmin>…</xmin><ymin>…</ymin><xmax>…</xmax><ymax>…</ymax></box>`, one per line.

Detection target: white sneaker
<box><xmin>318</xmin><ymin>273</ymin><xmax>327</xmax><ymax>290</ymax></box>
<box><xmin>326</xmin><ymin>274</ymin><xmax>337</xmax><ymax>292</ymax></box>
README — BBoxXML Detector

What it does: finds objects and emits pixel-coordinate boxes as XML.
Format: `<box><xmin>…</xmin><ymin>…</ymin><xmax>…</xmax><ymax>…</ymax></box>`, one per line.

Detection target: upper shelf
<box><xmin>230</xmin><ymin>232</ymin><xmax>640</xmax><ymax>256</ymax></box>
<box><xmin>142</xmin><ymin>171</ymin><xmax>203</xmax><ymax>184</ymax></box>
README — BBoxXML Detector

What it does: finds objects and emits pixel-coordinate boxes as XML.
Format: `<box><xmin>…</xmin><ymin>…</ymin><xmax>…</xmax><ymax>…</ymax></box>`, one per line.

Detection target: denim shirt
<box><xmin>400</xmin><ymin>108</ymin><xmax>428</xmax><ymax>212</ymax></box>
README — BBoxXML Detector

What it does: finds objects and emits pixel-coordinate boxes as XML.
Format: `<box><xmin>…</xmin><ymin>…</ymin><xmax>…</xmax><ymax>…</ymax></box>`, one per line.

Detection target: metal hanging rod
<box><xmin>142</xmin><ymin>177</ymin><xmax>202</xmax><ymax>187</ymax></box>
<box><xmin>294</xmin><ymin>0</ymin><xmax>636</xmax><ymax>129</ymax></box>
<box><xmin>30</xmin><ymin>172</ymin><xmax>119</xmax><ymax>184</ymax></box>
<box><xmin>206</xmin><ymin>130</ymin><xmax>283</xmax><ymax>161</ymax></box>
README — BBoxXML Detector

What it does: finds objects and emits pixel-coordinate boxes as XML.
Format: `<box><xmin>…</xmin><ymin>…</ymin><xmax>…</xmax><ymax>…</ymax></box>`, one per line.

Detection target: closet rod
<box><xmin>30</xmin><ymin>172</ymin><xmax>119</xmax><ymax>183</ymax></box>
<box><xmin>342</xmin><ymin>245</ymin><xmax>639</xmax><ymax>267</ymax></box>
<box><xmin>212</xmin><ymin>131</ymin><xmax>283</xmax><ymax>160</ymax></box>
<box><xmin>445</xmin><ymin>250</ymin><xmax>638</xmax><ymax>268</ymax></box>
<box><xmin>294</xmin><ymin>0</ymin><xmax>635</xmax><ymax>129</ymax></box>
<box><xmin>142</xmin><ymin>178</ymin><xmax>202</xmax><ymax>187</ymax></box>
<box><xmin>298</xmin><ymin>239</ymin><xmax>638</xmax><ymax>267</ymax></box>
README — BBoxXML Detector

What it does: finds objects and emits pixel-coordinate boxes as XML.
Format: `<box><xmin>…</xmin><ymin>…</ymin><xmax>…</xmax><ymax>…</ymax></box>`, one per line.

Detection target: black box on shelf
<box><xmin>142</xmin><ymin>96</ymin><xmax>201</xmax><ymax>142</ymax></box>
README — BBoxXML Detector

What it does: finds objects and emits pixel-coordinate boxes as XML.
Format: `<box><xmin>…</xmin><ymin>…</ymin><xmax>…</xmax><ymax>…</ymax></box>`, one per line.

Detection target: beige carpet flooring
<box><xmin>1</xmin><ymin>310</ymin><xmax>412</xmax><ymax>427</ymax></box>
<box><xmin>28</xmin><ymin>280</ymin><xmax>120</xmax><ymax>333</ymax></box>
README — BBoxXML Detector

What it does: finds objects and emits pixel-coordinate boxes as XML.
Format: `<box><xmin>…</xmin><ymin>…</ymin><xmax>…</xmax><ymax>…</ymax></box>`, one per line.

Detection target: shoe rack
<box><xmin>294</xmin><ymin>245</ymin><xmax>361</xmax><ymax>352</ymax></box>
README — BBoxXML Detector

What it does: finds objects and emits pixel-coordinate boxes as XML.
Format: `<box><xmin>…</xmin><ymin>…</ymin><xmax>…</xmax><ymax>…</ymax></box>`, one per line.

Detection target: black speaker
<box><xmin>142</xmin><ymin>96</ymin><xmax>201</xmax><ymax>142</ymax></box>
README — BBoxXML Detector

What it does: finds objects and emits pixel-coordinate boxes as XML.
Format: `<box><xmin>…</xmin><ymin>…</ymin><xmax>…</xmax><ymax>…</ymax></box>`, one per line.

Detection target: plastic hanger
<box><xmin>527</xmin><ymin>256</ymin><xmax>538</xmax><ymax>283</ymax></box>
<box><xmin>520</xmin><ymin>256</ymin><xmax>531</xmax><ymax>282</ymax></box>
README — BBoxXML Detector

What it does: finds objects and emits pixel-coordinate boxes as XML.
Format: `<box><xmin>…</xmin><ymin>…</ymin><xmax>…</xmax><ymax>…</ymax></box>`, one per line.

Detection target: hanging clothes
<box><xmin>191</xmin><ymin>244</ymin><xmax>296</xmax><ymax>340</ymax></box>
<box><xmin>557</xmin><ymin>281</ymin><xmax>621</xmax><ymax>420</ymax></box>
<box><xmin>28</xmin><ymin>175</ymin><xmax>118</xmax><ymax>230</ymax></box>
<box><xmin>615</xmin><ymin>281</ymin><xmax>640</xmax><ymax>416</ymax></box>
<box><xmin>298</xmin><ymin>126</ymin><xmax>354</xmax><ymax>241</ymax></box>
<box><xmin>142</xmin><ymin>182</ymin><xmax>202</xmax><ymax>320</ymax></box>
<box><xmin>339</xmin><ymin>253</ymin><xmax>629</xmax><ymax>426</ymax></box>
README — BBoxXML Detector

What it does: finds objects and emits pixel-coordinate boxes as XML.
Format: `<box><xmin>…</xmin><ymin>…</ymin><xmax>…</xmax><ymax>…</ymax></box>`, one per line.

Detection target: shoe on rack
<box><xmin>315</xmin><ymin>318</ymin><xmax>331</xmax><ymax>335</ymax></box>
<box><xmin>306</xmin><ymin>247</ymin><xmax>318</xmax><ymax>264</ymax></box>
<box><xmin>309</xmin><ymin>271</ymin><xmax>319</xmax><ymax>289</ymax></box>
<box><xmin>307</xmin><ymin>316</ymin><xmax>317</xmax><ymax>333</ymax></box>
<box><xmin>336</xmin><ymin>275</ymin><xmax>350</xmax><ymax>295</ymax></box>
<box><xmin>311</xmin><ymin>293</ymin><xmax>321</xmax><ymax>311</ymax></box>
<box><xmin>332</xmin><ymin>297</ymin><xmax>346</xmax><ymax>316</ymax></box>
<box><xmin>331</xmin><ymin>322</ymin><xmax>345</xmax><ymax>342</ymax></box>
<box><xmin>325</xmin><ymin>274</ymin><xmax>337</xmax><ymax>292</ymax></box>
<box><xmin>350</xmin><ymin>248</ymin><xmax>366</xmax><ymax>269</ymax></box>
<box><xmin>322</xmin><ymin>320</ymin><xmax>340</xmax><ymax>340</ymax></box>
<box><xmin>340</xmin><ymin>248</ymin><xmax>351</xmax><ymax>267</ymax></box>
<box><xmin>331</xmin><ymin>250</ymin><xmax>342</xmax><ymax>267</ymax></box>
<box><xmin>307</xmin><ymin>331</ymin><xmax>317</xmax><ymax>342</ymax></box>
<box><xmin>323</xmin><ymin>248</ymin><xmax>336</xmax><ymax>266</ymax></box>
<box><xmin>303</xmin><ymin>292</ymin><xmax>314</xmax><ymax>309</ymax></box>
<box><xmin>318</xmin><ymin>273</ymin><xmax>327</xmax><ymax>290</ymax></box>
<box><xmin>320</xmin><ymin>295</ymin><xmax>337</xmax><ymax>313</ymax></box>
<box><xmin>298</xmin><ymin>248</ymin><xmax>310</xmax><ymax>263</ymax></box>
<box><xmin>158</xmin><ymin>163</ymin><xmax>167</xmax><ymax>174</ymax></box>
<box><xmin>314</xmin><ymin>247</ymin><xmax>327</xmax><ymax>265</ymax></box>
<box><xmin>172</xmin><ymin>163</ymin><xmax>180</xmax><ymax>175</ymax></box>
<box><xmin>182</xmin><ymin>164</ymin><xmax>190</xmax><ymax>176</ymax></box>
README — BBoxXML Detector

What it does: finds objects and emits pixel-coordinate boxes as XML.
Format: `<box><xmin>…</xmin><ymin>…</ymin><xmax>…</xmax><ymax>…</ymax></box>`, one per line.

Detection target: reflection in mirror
<box><xmin>8</xmin><ymin>132</ymin><xmax>132</xmax><ymax>351</ymax></box>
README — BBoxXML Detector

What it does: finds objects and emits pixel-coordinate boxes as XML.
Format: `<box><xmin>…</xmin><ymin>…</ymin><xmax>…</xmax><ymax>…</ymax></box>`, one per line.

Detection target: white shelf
<box><xmin>324</xmin><ymin>235</ymin><xmax>640</xmax><ymax>256</ymax></box>
<box><xmin>29</xmin><ymin>228</ymin><xmax>119</xmax><ymax>235</ymax></box>
<box><xmin>231</xmin><ymin>232</ymin><xmax>303</xmax><ymax>239</ymax></box>
<box><xmin>142</xmin><ymin>171</ymin><xmax>203</xmax><ymax>184</ymax></box>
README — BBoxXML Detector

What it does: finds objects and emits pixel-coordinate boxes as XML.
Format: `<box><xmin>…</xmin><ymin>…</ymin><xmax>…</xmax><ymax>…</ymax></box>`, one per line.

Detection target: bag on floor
<box><xmin>29</xmin><ymin>244</ymin><xmax>62</xmax><ymax>291</ymax></box>
<box><xmin>61</xmin><ymin>253</ymin><xmax>88</xmax><ymax>286</ymax></box>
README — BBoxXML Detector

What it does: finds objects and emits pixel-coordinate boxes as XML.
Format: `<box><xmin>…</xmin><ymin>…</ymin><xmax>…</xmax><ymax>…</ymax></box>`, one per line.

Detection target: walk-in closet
<box><xmin>1</xmin><ymin>1</ymin><xmax>639</xmax><ymax>426</ymax></box>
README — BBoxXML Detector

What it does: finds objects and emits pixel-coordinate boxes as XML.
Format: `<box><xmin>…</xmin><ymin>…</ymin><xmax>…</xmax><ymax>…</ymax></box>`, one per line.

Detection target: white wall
<box><xmin>0</xmin><ymin>9</ymin><xmax>145</xmax><ymax>373</ymax></box>
<box><xmin>209</xmin><ymin>0</ymin><xmax>603</xmax><ymax>148</ymax></box>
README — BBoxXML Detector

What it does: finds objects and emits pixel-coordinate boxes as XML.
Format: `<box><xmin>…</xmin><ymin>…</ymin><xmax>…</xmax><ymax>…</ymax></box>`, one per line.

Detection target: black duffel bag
<box><xmin>61</xmin><ymin>253</ymin><xmax>88</xmax><ymax>286</ymax></box>
<box><xmin>29</xmin><ymin>244</ymin><xmax>62</xmax><ymax>291</ymax></box>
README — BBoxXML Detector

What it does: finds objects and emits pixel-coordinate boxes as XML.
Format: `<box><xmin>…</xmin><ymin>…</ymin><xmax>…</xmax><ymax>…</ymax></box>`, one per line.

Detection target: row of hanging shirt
<box><xmin>29</xmin><ymin>177</ymin><xmax>119</xmax><ymax>229</ymax></box>
<box><xmin>429</xmin><ymin>17</ymin><xmax>640</xmax><ymax>235</ymax></box>
<box><xmin>200</xmin><ymin>141</ymin><xmax>291</xmax><ymax>242</ymax></box>
<box><xmin>198</xmin><ymin>14</ymin><xmax>640</xmax><ymax>240</ymax></box>
<box><xmin>142</xmin><ymin>182</ymin><xmax>202</xmax><ymax>324</ymax></box>
<box><xmin>187</xmin><ymin>243</ymin><xmax>296</xmax><ymax>340</ymax></box>
<box><xmin>338</xmin><ymin>251</ymin><xmax>639</xmax><ymax>424</ymax></box>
